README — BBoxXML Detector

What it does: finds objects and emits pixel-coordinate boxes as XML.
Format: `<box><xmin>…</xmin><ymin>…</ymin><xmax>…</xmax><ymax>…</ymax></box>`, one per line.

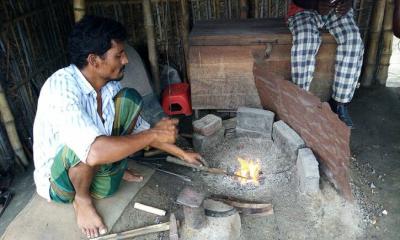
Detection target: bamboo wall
<box><xmin>0</xmin><ymin>0</ymin><xmax>386</xmax><ymax>173</ymax></box>
<box><xmin>0</xmin><ymin>0</ymin><xmax>73</xmax><ymax>172</ymax></box>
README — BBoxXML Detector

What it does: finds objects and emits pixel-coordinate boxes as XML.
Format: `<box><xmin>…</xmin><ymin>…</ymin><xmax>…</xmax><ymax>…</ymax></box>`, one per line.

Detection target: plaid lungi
<box><xmin>288</xmin><ymin>9</ymin><xmax>364</xmax><ymax>103</ymax></box>
<box><xmin>49</xmin><ymin>88</ymin><xmax>143</xmax><ymax>203</ymax></box>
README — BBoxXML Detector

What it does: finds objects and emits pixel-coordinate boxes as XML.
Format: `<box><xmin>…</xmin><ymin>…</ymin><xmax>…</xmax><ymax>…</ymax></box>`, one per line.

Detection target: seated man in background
<box><xmin>33</xmin><ymin>15</ymin><xmax>202</xmax><ymax>239</ymax></box>
<box><xmin>287</xmin><ymin>0</ymin><xmax>364</xmax><ymax>128</ymax></box>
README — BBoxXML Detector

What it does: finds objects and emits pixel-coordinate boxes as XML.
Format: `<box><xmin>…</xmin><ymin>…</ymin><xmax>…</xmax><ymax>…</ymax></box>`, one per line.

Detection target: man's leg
<box><xmin>288</xmin><ymin>11</ymin><xmax>323</xmax><ymax>91</ymax></box>
<box><xmin>49</xmin><ymin>88</ymin><xmax>145</xmax><ymax>238</ymax></box>
<box><xmin>50</xmin><ymin>147</ymin><xmax>107</xmax><ymax>239</ymax></box>
<box><xmin>69</xmin><ymin>163</ymin><xmax>107</xmax><ymax>239</ymax></box>
<box><xmin>325</xmin><ymin>9</ymin><xmax>364</xmax><ymax>127</ymax></box>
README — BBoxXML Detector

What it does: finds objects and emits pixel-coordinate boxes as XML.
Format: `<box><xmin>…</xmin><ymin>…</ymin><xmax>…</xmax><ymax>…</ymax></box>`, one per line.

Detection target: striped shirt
<box><xmin>33</xmin><ymin>64</ymin><xmax>149</xmax><ymax>200</ymax></box>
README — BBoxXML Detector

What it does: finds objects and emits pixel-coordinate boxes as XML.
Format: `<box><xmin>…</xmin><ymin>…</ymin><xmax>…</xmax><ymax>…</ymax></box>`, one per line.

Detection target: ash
<box><xmin>201</xmin><ymin>136</ymin><xmax>297</xmax><ymax>201</ymax></box>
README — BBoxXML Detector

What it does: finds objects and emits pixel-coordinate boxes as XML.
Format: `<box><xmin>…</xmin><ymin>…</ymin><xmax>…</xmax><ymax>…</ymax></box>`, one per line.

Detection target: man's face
<box><xmin>97</xmin><ymin>40</ymin><xmax>128</xmax><ymax>81</ymax></box>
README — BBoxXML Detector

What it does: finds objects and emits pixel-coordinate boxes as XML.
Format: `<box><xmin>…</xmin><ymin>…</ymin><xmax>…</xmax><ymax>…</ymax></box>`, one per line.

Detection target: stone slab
<box><xmin>193</xmin><ymin>114</ymin><xmax>223</xmax><ymax>136</ymax></box>
<box><xmin>297</xmin><ymin>148</ymin><xmax>320</xmax><ymax>194</ymax></box>
<box><xmin>236</xmin><ymin>107</ymin><xmax>274</xmax><ymax>137</ymax></box>
<box><xmin>272</xmin><ymin>120</ymin><xmax>305</xmax><ymax>162</ymax></box>
<box><xmin>1</xmin><ymin>162</ymin><xmax>154</xmax><ymax>240</ymax></box>
<box><xmin>193</xmin><ymin>127</ymin><xmax>225</xmax><ymax>153</ymax></box>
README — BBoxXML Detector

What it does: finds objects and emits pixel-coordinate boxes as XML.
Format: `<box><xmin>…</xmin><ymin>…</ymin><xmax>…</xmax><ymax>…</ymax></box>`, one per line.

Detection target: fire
<box><xmin>235</xmin><ymin>157</ymin><xmax>261</xmax><ymax>185</ymax></box>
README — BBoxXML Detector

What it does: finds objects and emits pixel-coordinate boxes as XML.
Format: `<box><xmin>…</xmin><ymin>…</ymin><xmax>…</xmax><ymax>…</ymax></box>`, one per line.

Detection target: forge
<box><xmin>194</xmin><ymin>107</ymin><xmax>320</xmax><ymax>203</ymax></box>
<box><xmin>201</xmin><ymin>137</ymin><xmax>294</xmax><ymax>201</ymax></box>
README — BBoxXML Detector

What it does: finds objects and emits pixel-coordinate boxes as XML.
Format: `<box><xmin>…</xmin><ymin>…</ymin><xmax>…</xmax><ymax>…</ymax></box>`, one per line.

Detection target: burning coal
<box><xmin>235</xmin><ymin>157</ymin><xmax>261</xmax><ymax>185</ymax></box>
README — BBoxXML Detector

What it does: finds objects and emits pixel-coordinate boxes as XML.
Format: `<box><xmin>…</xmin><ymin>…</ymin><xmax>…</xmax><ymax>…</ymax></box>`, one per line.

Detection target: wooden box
<box><xmin>189</xmin><ymin>18</ymin><xmax>337</xmax><ymax>110</ymax></box>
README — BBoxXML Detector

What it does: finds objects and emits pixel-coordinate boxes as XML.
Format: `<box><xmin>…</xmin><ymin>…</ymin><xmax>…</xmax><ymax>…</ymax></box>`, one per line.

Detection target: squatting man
<box><xmin>33</xmin><ymin>15</ymin><xmax>202</xmax><ymax>239</ymax></box>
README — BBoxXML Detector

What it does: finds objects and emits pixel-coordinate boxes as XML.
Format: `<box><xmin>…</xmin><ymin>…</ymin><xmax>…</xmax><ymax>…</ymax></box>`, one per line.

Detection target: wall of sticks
<box><xmin>0</xmin><ymin>0</ymin><xmax>395</xmax><ymax>173</ymax></box>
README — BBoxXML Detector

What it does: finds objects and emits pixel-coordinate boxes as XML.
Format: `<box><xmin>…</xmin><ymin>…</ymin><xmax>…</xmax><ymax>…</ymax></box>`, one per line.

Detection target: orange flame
<box><xmin>235</xmin><ymin>157</ymin><xmax>261</xmax><ymax>185</ymax></box>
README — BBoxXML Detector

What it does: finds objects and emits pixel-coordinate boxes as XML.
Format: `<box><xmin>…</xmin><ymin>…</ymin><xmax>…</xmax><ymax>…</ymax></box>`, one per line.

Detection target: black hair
<box><xmin>68</xmin><ymin>15</ymin><xmax>127</xmax><ymax>69</ymax></box>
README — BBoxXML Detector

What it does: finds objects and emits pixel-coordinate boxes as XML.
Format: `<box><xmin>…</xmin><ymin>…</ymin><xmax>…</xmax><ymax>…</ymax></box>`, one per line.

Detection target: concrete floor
<box><xmin>1</xmin><ymin>86</ymin><xmax>400</xmax><ymax>239</ymax></box>
<box><xmin>349</xmin><ymin>86</ymin><xmax>400</xmax><ymax>239</ymax></box>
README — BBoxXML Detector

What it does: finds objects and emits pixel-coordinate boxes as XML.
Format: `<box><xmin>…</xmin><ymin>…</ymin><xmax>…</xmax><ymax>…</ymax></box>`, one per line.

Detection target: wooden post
<box><xmin>240</xmin><ymin>0</ymin><xmax>248</xmax><ymax>19</ymax></box>
<box><xmin>180</xmin><ymin>0</ymin><xmax>190</xmax><ymax>83</ymax></box>
<box><xmin>394</xmin><ymin>0</ymin><xmax>400</xmax><ymax>37</ymax></box>
<box><xmin>376</xmin><ymin>0</ymin><xmax>395</xmax><ymax>85</ymax></box>
<box><xmin>73</xmin><ymin>0</ymin><xmax>85</xmax><ymax>22</ymax></box>
<box><xmin>0</xmin><ymin>84</ymin><xmax>29</xmax><ymax>167</ymax></box>
<box><xmin>143</xmin><ymin>0</ymin><xmax>161</xmax><ymax>94</ymax></box>
<box><xmin>361</xmin><ymin>0</ymin><xmax>386</xmax><ymax>87</ymax></box>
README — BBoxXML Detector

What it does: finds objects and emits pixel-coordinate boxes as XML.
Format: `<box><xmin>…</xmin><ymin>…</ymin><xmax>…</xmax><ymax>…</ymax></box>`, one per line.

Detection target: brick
<box><xmin>193</xmin><ymin>127</ymin><xmax>225</xmax><ymax>153</ymax></box>
<box><xmin>236</xmin><ymin>107</ymin><xmax>274</xmax><ymax>138</ymax></box>
<box><xmin>296</xmin><ymin>148</ymin><xmax>320</xmax><ymax>194</ymax></box>
<box><xmin>193</xmin><ymin>114</ymin><xmax>222</xmax><ymax>136</ymax></box>
<box><xmin>272</xmin><ymin>120</ymin><xmax>305</xmax><ymax>163</ymax></box>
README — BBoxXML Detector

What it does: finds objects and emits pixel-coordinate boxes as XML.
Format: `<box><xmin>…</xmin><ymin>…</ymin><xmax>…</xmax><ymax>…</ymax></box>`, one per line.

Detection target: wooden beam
<box><xmin>376</xmin><ymin>0</ymin><xmax>394</xmax><ymax>85</ymax></box>
<box><xmin>361</xmin><ymin>0</ymin><xmax>386</xmax><ymax>86</ymax></box>
<box><xmin>143</xmin><ymin>0</ymin><xmax>161</xmax><ymax>94</ymax></box>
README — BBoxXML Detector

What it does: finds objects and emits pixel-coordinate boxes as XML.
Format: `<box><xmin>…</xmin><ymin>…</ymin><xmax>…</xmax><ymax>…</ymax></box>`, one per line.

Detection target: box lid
<box><xmin>190</xmin><ymin>18</ymin><xmax>335</xmax><ymax>46</ymax></box>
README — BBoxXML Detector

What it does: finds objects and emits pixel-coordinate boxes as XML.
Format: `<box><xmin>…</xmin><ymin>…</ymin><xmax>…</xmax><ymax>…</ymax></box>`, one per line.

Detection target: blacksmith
<box><xmin>33</xmin><ymin>15</ymin><xmax>202</xmax><ymax>239</ymax></box>
<box><xmin>287</xmin><ymin>0</ymin><xmax>364</xmax><ymax>128</ymax></box>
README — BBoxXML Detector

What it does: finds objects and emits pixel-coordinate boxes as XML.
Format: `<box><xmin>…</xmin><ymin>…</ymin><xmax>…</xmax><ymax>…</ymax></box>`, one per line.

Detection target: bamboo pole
<box><xmin>255</xmin><ymin>0</ymin><xmax>259</xmax><ymax>18</ymax></box>
<box><xmin>0</xmin><ymin>84</ymin><xmax>29</xmax><ymax>167</ymax></box>
<box><xmin>361</xmin><ymin>0</ymin><xmax>386</xmax><ymax>86</ymax></box>
<box><xmin>73</xmin><ymin>0</ymin><xmax>85</xmax><ymax>22</ymax></box>
<box><xmin>376</xmin><ymin>0</ymin><xmax>394</xmax><ymax>84</ymax></box>
<box><xmin>180</xmin><ymin>0</ymin><xmax>190</xmax><ymax>83</ymax></box>
<box><xmin>240</xmin><ymin>0</ymin><xmax>248</xmax><ymax>19</ymax></box>
<box><xmin>143</xmin><ymin>0</ymin><xmax>161</xmax><ymax>94</ymax></box>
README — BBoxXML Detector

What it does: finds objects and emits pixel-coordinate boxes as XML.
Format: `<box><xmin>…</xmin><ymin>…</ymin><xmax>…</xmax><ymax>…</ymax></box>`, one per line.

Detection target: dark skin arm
<box><xmin>394</xmin><ymin>0</ymin><xmax>400</xmax><ymax>38</ymax></box>
<box><xmin>86</xmin><ymin>118</ymin><xmax>202</xmax><ymax>166</ymax></box>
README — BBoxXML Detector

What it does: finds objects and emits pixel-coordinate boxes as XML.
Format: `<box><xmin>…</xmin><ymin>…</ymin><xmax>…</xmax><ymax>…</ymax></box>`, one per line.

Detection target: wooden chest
<box><xmin>189</xmin><ymin>18</ymin><xmax>337</xmax><ymax>110</ymax></box>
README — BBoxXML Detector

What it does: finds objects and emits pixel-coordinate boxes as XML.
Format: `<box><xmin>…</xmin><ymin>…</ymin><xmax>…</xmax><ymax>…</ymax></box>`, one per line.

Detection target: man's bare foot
<box><xmin>123</xmin><ymin>168</ymin><xmax>144</xmax><ymax>182</ymax></box>
<box><xmin>73</xmin><ymin>196</ymin><xmax>107</xmax><ymax>239</ymax></box>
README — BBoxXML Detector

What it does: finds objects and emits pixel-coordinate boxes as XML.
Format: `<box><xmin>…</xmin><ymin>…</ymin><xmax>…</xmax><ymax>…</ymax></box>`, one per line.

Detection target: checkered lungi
<box><xmin>288</xmin><ymin>9</ymin><xmax>364</xmax><ymax>103</ymax></box>
<box><xmin>49</xmin><ymin>88</ymin><xmax>143</xmax><ymax>203</ymax></box>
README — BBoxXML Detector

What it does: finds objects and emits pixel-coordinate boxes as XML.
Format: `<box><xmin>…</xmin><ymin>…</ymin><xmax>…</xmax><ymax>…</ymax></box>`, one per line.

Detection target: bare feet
<box><xmin>123</xmin><ymin>168</ymin><xmax>144</xmax><ymax>182</ymax></box>
<box><xmin>73</xmin><ymin>196</ymin><xmax>107</xmax><ymax>239</ymax></box>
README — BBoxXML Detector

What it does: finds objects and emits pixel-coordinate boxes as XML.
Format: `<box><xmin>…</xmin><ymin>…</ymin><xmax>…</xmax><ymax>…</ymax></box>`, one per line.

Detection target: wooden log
<box><xmin>143</xmin><ymin>0</ymin><xmax>161</xmax><ymax>94</ymax></box>
<box><xmin>376</xmin><ymin>0</ymin><xmax>394</xmax><ymax>84</ymax></box>
<box><xmin>92</xmin><ymin>222</ymin><xmax>170</xmax><ymax>240</ymax></box>
<box><xmin>361</xmin><ymin>0</ymin><xmax>386</xmax><ymax>86</ymax></box>
<box><xmin>0</xmin><ymin>84</ymin><xmax>28</xmax><ymax>167</ymax></box>
<box><xmin>73</xmin><ymin>0</ymin><xmax>85</xmax><ymax>22</ymax></box>
<box><xmin>394</xmin><ymin>0</ymin><xmax>400</xmax><ymax>37</ymax></box>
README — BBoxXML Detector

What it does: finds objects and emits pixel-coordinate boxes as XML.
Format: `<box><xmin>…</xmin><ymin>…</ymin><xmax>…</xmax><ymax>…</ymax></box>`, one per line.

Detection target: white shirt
<box><xmin>33</xmin><ymin>64</ymin><xmax>149</xmax><ymax>200</ymax></box>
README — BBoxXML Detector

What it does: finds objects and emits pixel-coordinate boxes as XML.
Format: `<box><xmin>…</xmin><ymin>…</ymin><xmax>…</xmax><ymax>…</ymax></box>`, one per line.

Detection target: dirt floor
<box><xmin>1</xmin><ymin>86</ymin><xmax>400</xmax><ymax>239</ymax></box>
